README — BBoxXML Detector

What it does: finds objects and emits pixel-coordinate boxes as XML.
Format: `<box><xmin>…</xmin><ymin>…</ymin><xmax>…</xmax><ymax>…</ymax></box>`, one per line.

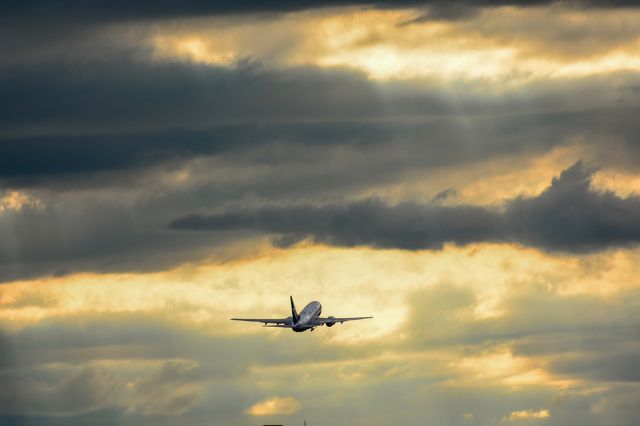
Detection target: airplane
<box><xmin>231</xmin><ymin>296</ymin><xmax>372</xmax><ymax>332</ymax></box>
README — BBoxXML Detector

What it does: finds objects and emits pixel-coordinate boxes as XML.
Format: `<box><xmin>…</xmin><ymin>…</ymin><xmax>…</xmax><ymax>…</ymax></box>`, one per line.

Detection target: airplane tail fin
<box><xmin>290</xmin><ymin>295</ymin><xmax>299</xmax><ymax>323</ymax></box>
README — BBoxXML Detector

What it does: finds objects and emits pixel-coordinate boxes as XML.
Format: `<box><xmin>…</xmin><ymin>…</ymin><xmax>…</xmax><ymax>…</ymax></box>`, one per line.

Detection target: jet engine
<box><xmin>325</xmin><ymin>316</ymin><xmax>336</xmax><ymax>327</ymax></box>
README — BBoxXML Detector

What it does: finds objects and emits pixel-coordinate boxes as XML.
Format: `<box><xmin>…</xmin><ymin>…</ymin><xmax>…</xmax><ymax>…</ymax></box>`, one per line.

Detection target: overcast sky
<box><xmin>1</xmin><ymin>1</ymin><xmax>640</xmax><ymax>425</ymax></box>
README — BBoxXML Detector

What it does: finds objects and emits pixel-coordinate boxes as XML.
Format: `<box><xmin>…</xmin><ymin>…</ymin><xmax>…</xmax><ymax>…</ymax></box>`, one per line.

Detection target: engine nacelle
<box><xmin>325</xmin><ymin>316</ymin><xmax>336</xmax><ymax>327</ymax></box>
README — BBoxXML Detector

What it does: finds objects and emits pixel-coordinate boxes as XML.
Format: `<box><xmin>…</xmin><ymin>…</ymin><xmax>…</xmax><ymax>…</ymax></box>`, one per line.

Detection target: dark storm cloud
<box><xmin>0</xmin><ymin>196</ymin><xmax>252</xmax><ymax>283</ymax></box>
<box><xmin>3</xmin><ymin>36</ymin><xmax>639</xmax><ymax>131</ymax></box>
<box><xmin>0</xmin><ymin>57</ymin><xmax>380</xmax><ymax>132</ymax></box>
<box><xmin>3</xmin><ymin>118</ymin><xmax>458</xmax><ymax>188</ymax></box>
<box><xmin>1</xmin><ymin>34</ymin><xmax>639</xmax><ymax>282</ymax></box>
<box><xmin>1</xmin><ymin>0</ymin><xmax>635</xmax><ymax>25</ymax></box>
<box><xmin>171</xmin><ymin>162</ymin><xmax>640</xmax><ymax>253</ymax></box>
<box><xmin>2</xmin><ymin>49</ymin><xmax>640</xmax><ymax>188</ymax></box>
<box><xmin>0</xmin><ymin>57</ymin><xmax>378</xmax><ymax>187</ymax></box>
<box><xmin>172</xmin><ymin>199</ymin><xmax>502</xmax><ymax>249</ymax></box>
<box><xmin>0</xmin><ymin>127</ymin><xmax>323</xmax><ymax>187</ymax></box>
<box><xmin>505</xmin><ymin>162</ymin><xmax>640</xmax><ymax>252</ymax></box>
<box><xmin>0</xmin><ymin>127</ymin><xmax>637</xmax><ymax>282</ymax></box>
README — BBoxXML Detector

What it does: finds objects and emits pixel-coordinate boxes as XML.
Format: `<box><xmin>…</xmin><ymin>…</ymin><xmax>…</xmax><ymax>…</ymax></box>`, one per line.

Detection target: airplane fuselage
<box><xmin>292</xmin><ymin>301</ymin><xmax>322</xmax><ymax>332</ymax></box>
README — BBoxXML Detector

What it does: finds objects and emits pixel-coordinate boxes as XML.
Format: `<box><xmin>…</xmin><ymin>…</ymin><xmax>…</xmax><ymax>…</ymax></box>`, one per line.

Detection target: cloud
<box><xmin>3</xmin><ymin>45</ymin><xmax>639</xmax><ymax>281</ymax></box>
<box><xmin>407</xmin><ymin>280</ymin><xmax>640</xmax><ymax>345</ymax></box>
<box><xmin>1</xmin><ymin>247</ymin><xmax>639</xmax><ymax>425</ymax></box>
<box><xmin>0</xmin><ymin>362</ymin><xmax>202</xmax><ymax>417</ymax></box>
<box><xmin>2</xmin><ymin>42</ymin><xmax>640</xmax><ymax>188</ymax></box>
<box><xmin>3</xmin><ymin>1</ymin><xmax>637</xmax><ymax>27</ymax></box>
<box><xmin>0</xmin><ymin>311</ymin><xmax>374</xmax><ymax>421</ymax></box>
<box><xmin>3</xmin><ymin>4</ymin><xmax>640</xmax><ymax>426</ymax></box>
<box><xmin>502</xmin><ymin>409</ymin><xmax>550</xmax><ymax>422</ymax></box>
<box><xmin>0</xmin><ymin>312</ymin><xmax>374</xmax><ymax>371</ymax></box>
<box><xmin>401</xmin><ymin>280</ymin><xmax>640</xmax><ymax>388</ymax></box>
<box><xmin>0</xmin><ymin>197</ymin><xmax>243</xmax><ymax>283</ymax></box>
<box><xmin>171</xmin><ymin>162</ymin><xmax>640</xmax><ymax>253</ymax></box>
<box><xmin>0</xmin><ymin>56</ymin><xmax>383</xmax><ymax>132</ymax></box>
<box><xmin>0</xmin><ymin>191</ymin><xmax>40</xmax><ymax>213</ymax></box>
<box><xmin>246</xmin><ymin>396</ymin><xmax>302</xmax><ymax>416</ymax></box>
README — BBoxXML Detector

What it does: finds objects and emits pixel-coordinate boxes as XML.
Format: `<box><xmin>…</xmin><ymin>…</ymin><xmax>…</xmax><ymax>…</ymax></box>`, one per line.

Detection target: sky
<box><xmin>1</xmin><ymin>1</ymin><xmax>640</xmax><ymax>425</ymax></box>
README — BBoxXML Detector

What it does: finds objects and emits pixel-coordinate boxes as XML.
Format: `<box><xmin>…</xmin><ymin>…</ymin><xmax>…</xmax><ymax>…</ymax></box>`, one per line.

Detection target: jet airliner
<box><xmin>231</xmin><ymin>296</ymin><xmax>372</xmax><ymax>332</ymax></box>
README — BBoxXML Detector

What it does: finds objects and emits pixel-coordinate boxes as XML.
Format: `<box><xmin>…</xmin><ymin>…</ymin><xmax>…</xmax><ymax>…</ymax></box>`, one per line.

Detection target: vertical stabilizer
<box><xmin>290</xmin><ymin>296</ymin><xmax>299</xmax><ymax>323</ymax></box>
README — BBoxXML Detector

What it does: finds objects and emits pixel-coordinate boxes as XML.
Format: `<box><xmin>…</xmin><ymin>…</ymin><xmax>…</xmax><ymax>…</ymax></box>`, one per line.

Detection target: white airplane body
<box><xmin>231</xmin><ymin>296</ymin><xmax>372</xmax><ymax>332</ymax></box>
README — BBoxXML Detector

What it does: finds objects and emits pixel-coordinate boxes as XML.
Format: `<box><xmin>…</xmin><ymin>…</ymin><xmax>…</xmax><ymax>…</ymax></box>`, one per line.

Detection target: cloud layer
<box><xmin>171</xmin><ymin>162</ymin><xmax>640</xmax><ymax>253</ymax></box>
<box><xmin>1</xmin><ymin>250</ymin><xmax>639</xmax><ymax>425</ymax></box>
<box><xmin>2</xmin><ymin>2</ymin><xmax>640</xmax><ymax>426</ymax></box>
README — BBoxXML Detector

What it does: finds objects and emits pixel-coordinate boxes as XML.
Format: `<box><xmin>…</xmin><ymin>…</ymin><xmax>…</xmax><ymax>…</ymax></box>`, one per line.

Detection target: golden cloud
<box><xmin>502</xmin><ymin>409</ymin><xmax>550</xmax><ymax>422</ymax></box>
<box><xmin>148</xmin><ymin>7</ymin><xmax>640</xmax><ymax>83</ymax></box>
<box><xmin>0</xmin><ymin>190</ymin><xmax>41</xmax><ymax>214</ymax></box>
<box><xmin>246</xmin><ymin>396</ymin><xmax>302</xmax><ymax>416</ymax></box>
<box><xmin>2</xmin><ymin>243</ymin><xmax>639</xmax><ymax>420</ymax></box>
<box><xmin>2</xmin><ymin>244</ymin><xmax>639</xmax><ymax>329</ymax></box>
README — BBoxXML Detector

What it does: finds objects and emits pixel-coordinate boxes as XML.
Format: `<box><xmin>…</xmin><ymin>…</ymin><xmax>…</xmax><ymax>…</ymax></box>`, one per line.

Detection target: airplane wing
<box><xmin>230</xmin><ymin>318</ymin><xmax>292</xmax><ymax>325</ymax></box>
<box><xmin>315</xmin><ymin>316</ymin><xmax>373</xmax><ymax>325</ymax></box>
